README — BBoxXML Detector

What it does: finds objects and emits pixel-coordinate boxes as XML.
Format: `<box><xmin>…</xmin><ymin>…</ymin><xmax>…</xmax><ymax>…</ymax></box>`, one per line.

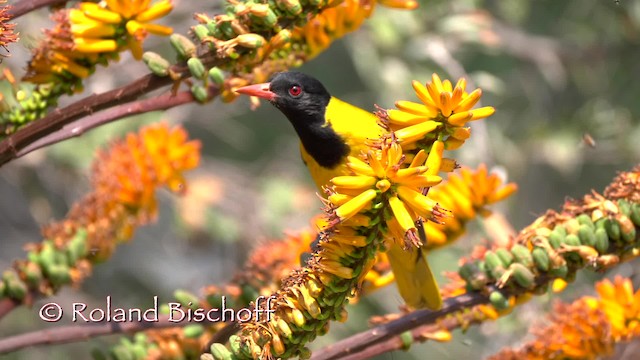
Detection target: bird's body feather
<box><xmin>300</xmin><ymin>97</ymin><xmax>383</xmax><ymax>190</ymax></box>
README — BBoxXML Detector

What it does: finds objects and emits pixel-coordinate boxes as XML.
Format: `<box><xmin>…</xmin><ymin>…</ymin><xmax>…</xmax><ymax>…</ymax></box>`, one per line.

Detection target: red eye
<box><xmin>288</xmin><ymin>85</ymin><xmax>302</xmax><ymax>97</ymax></box>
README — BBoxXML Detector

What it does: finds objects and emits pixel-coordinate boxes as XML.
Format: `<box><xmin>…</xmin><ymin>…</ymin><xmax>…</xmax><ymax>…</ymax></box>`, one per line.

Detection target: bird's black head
<box><xmin>235</xmin><ymin>72</ymin><xmax>349</xmax><ymax>169</ymax></box>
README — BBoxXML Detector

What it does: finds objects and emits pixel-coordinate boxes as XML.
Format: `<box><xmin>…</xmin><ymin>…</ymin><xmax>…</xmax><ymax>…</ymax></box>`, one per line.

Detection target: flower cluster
<box><xmin>385</xmin><ymin>74</ymin><xmax>495</xmax><ymax>151</ymax></box>
<box><xmin>424</xmin><ymin>165</ymin><xmax>518</xmax><ymax>247</ymax></box>
<box><xmin>69</xmin><ymin>0</ymin><xmax>173</xmax><ymax>59</ymax></box>
<box><xmin>0</xmin><ymin>124</ymin><xmax>200</xmax><ymax>302</ymax></box>
<box><xmin>489</xmin><ymin>277</ymin><xmax>640</xmax><ymax>360</ymax></box>
<box><xmin>294</xmin><ymin>0</ymin><xmax>417</xmax><ymax>58</ymax></box>
<box><xmin>0</xmin><ymin>1</ymin><xmax>173</xmax><ymax>136</ymax></box>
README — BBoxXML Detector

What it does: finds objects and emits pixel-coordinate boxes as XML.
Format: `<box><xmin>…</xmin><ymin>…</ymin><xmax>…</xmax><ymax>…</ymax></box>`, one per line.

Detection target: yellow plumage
<box><xmin>300</xmin><ymin>96</ymin><xmax>443</xmax><ymax>310</ymax></box>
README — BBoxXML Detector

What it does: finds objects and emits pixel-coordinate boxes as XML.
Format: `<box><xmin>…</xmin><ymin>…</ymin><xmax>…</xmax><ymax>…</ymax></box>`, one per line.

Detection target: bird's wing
<box><xmin>386</xmin><ymin>243</ymin><xmax>443</xmax><ymax>310</ymax></box>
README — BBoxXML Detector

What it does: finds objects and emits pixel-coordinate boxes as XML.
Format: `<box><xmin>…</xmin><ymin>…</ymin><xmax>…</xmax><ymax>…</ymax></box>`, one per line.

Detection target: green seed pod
<box><xmin>399</xmin><ymin>331</ymin><xmax>413</xmax><ymax>350</ymax></box>
<box><xmin>621</xmin><ymin>219</ymin><xmax>636</xmax><ymax>243</ymax></box>
<box><xmin>142</xmin><ymin>51</ymin><xmax>171</xmax><ymax>77</ymax></box>
<box><xmin>208</xmin><ymin>67</ymin><xmax>225</xmax><ymax>85</ymax></box>
<box><xmin>191</xmin><ymin>84</ymin><xmax>209</xmax><ymax>103</ymax></box>
<box><xmin>298</xmin><ymin>347</ymin><xmax>312</xmax><ymax>360</ymax></box>
<box><xmin>279</xmin><ymin>0</ymin><xmax>302</xmax><ymax>15</ymax></box>
<box><xmin>210</xmin><ymin>343</ymin><xmax>233</xmax><ymax>360</ymax></box>
<box><xmin>496</xmin><ymin>248</ymin><xmax>514</xmax><ymax>267</ymax></box>
<box><xmin>228</xmin><ymin>335</ymin><xmax>242</xmax><ymax>355</ymax></box>
<box><xmin>565</xmin><ymin>219</ymin><xmax>580</xmax><ymax>234</ymax></box>
<box><xmin>511</xmin><ymin>244</ymin><xmax>533</xmax><ymax>267</ymax></box>
<box><xmin>577</xmin><ymin>225</ymin><xmax>596</xmax><ymax>247</ymax></box>
<box><xmin>594</xmin><ymin>228</ymin><xmax>609</xmax><ymax>253</ymax></box>
<box><xmin>206</xmin><ymin>21</ymin><xmax>224</xmax><ymax>39</ymax></box>
<box><xmin>510</xmin><ymin>263</ymin><xmax>535</xmax><ymax>288</ymax></box>
<box><xmin>174</xmin><ymin>290</ymin><xmax>199</xmax><ymax>309</ymax></box>
<box><xmin>39</xmin><ymin>242</ymin><xmax>58</xmax><ymax>272</ymax></box>
<box><xmin>618</xmin><ymin>199</ymin><xmax>632</xmax><ymax>217</ymax></box>
<box><xmin>66</xmin><ymin>229</ymin><xmax>88</xmax><ymax>265</ymax></box>
<box><xmin>193</xmin><ymin>24</ymin><xmax>210</xmax><ymax>41</ymax></box>
<box><xmin>484</xmin><ymin>251</ymin><xmax>506</xmax><ymax>279</ymax></box>
<box><xmin>548</xmin><ymin>229</ymin><xmax>564</xmax><ymax>249</ymax></box>
<box><xmin>577</xmin><ymin>214</ymin><xmax>594</xmax><ymax>229</ymax></box>
<box><xmin>563</xmin><ymin>234</ymin><xmax>581</xmax><ymax>247</ymax></box>
<box><xmin>532</xmin><ymin>247</ymin><xmax>550</xmax><ymax>272</ymax></box>
<box><xmin>550</xmin><ymin>264</ymin><xmax>568</xmax><ymax>278</ymax></box>
<box><xmin>218</xmin><ymin>22</ymin><xmax>236</xmax><ymax>39</ymax></box>
<box><xmin>201</xmin><ymin>354</ymin><xmax>215</xmax><ymax>360</ymax></box>
<box><xmin>23</xmin><ymin>261</ymin><xmax>43</xmax><ymax>286</ymax></box>
<box><xmin>131</xmin><ymin>343</ymin><xmax>147</xmax><ymax>359</ymax></box>
<box><xmin>184</xmin><ymin>324</ymin><xmax>205</xmax><ymax>338</ymax></box>
<box><xmin>604</xmin><ymin>218</ymin><xmax>621</xmax><ymax>242</ymax></box>
<box><xmin>187</xmin><ymin>57</ymin><xmax>206</xmax><ymax>79</ymax></box>
<box><xmin>170</xmin><ymin>34</ymin><xmax>197</xmax><ymax>60</ymax></box>
<box><xmin>489</xmin><ymin>291</ymin><xmax>510</xmax><ymax>311</ymax></box>
<box><xmin>248</xmin><ymin>5</ymin><xmax>278</xmax><ymax>27</ymax></box>
<box><xmin>630</xmin><ymin>204</ymin><xmax>640</xmax><ymax>227</ymax></box>
<box><xmin>48</xmin><ymin>264</ymin><xmax>71</xmax><ymax>286</ymax></box>
<box><xmin>458</xmin><ymin>262</ymin><xmax>481</xmax><ymax>283</ymax></box>
<box><xmin>5</xmin><ymin>276</ymin><xmax>29</xmax><ymax>301</ymax></box>
<box><xmin>236</xmin><ymin>33</ymin><xmax>266</xmax><ymax>49</ymax></box>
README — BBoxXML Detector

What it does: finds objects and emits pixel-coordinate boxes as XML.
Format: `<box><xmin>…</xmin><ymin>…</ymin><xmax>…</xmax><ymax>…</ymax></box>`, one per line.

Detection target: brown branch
<box><xmin>311</xmin><ymin>272</ymin><xmax>555</xmax><ymax>360</ymax></box>
<box><xmin>310</xmin><ymin>291</ymin><xmax>489</xmax><ymax>360</ymax></box>
<box><xmin>16</xmin><ymin>89</ymin><xmax>205</xmax><ymax>159</ymax></box>
<box><xmin>0</xmin><ymin>314</ymin><xmax>219</xmax><ymax>354</ymax></box>
<box><xmin>7</xmin><ymin>0</ymin><xmax>69</xmax><ymax>19</ymax></box>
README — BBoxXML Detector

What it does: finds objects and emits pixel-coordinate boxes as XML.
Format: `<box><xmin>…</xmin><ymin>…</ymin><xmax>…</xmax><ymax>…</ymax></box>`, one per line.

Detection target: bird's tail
<box><xmin>386</xmin><ymin>243</ymin><xmax>443</xmax><ymax>310</ymax></box>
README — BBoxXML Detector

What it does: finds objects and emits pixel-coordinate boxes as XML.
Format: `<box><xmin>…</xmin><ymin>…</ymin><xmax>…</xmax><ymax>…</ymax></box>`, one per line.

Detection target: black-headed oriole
<box><xmin>236</xmin><ymin>71</ymin><xmax>442</xmax><ymax>310</ymax></box>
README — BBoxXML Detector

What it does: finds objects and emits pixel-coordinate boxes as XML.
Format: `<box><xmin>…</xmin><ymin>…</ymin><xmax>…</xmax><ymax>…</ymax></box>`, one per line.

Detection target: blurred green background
<box><xmin>1</xmin><ymin>0</ymin><xmax>640</xmax><ymax>358</ymax></box>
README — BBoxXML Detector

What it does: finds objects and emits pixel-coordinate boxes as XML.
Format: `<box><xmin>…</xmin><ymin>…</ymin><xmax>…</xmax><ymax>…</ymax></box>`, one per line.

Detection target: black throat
<box><xmin>278</xmin><ymin>105</ymin><xmax>350</xmax><ymax>169</ymax></box>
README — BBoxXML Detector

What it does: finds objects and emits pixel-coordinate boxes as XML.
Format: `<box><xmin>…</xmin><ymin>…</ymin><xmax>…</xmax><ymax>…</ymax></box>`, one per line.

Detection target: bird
<box><xmin>235</xmin><ymin>71</ymin><xmax>442</xmax><ymax>310</ymax></box>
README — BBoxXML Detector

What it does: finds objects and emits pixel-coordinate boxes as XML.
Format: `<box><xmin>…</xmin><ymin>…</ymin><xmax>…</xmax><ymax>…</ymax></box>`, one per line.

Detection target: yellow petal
<box><xmin>445</xmin><ymin>138</ymin><xmax>465</xmax><ymax>150</ymax></box>
<box><xmin>332</xmin><ymin>234</ymin><xmax>368</xmax><ymax>247</ymax></box>
<box><xmin>347</xmin><ymin>156</ymin><xmax>375</xmax><ymax>176</ymax></box>
<box><xmin>411</xmin><ymin>80</ymin><xmax>438</xmax><ymax>110</ymax></box>
<box><xmin>395</xmin><ymin>120</ymin><xmax>439</xmax><ymax>145</ymax></box>
<box><xmin>74</xmin><ymin>38</ymin><xmax>118</xmax><ymax>53</ymax></box>
<box><xmin>453</xmin><ymin>88</ymin><xmax>482</xmax><ymax>113</ymax></box>
<box><xmin>447</xmin><ymin>111</ymin><xmax>472</xmax><ymax>127</ymax></box>
<box><xmin>450</xmin><ymin>127</ymin><xmax>471</xmax><ymax>140</ymax></box>
<box><xmin>397</xmin><ymin>185</ymin><xmax>438</xmax><ymax>220</ymax></box>
<box><xmin>366</xmin><ymin>152</ymin><xmax>386</xmax><ymax>178</ymax></box>
<box><xmin>378</xmin><ymin>0</ymin><xmax>418</xmax><ymax>10</ymax></box>
<box><xmin>329</xmin><ymin>193</ymin><xmax>353</xmax><ymax>206</ymax></box>
<box><xmin>440</xmin><ymin>91</ymin><xmax>453</xmax><ymax>117</ymax></box>
<box><xmin>469</xmin><ymin>106</ymin><xmax>496</xmax><ymax>121</ymax></box>
<box><xmin>139</xmin><ymin>22</ymin><xmax>173</xmax><ymax>36</ymax></box>
<box><xmin>394</xmin><ymin>100</ymin><xmax>434</xmax><ymax>116</ymax></box>
<box><xmin>388</xmin><ymin>196</ymin><xmax>416</xmax><ymax>233</ymax></box>
<box><xmin>335</xmin><ymin>189</ymin><xmax>377</xmax><ymax>220</ymax></box>
<box><xmin>409</xmin><ymin>150</ymin><xmax>428</xmax><ymax>168</ymax></box>
<box><xmin>396</xmin><ymin>175</ymin><xmax>442</xmax><ymax>188</ymax></box>
<box><xmin>135</xmin><ymin>0</ymin><xmax>173</xmax><ymax>22</ymax></box>
<box><xmin>426</xmin><ymin>140</ymin><xmax>444</xmax><ymax>176</ymax></box>
<box><xmin>331</xmin><ymin>175</ymin><xmax>377</xmax><ymax>189</ymax></box>
<box><xmin>81</xmin><ymin>3</ymin><xmax>123</xmax><ymax>24</ymax></box>
<box><xmin>71</xmin><ymin>23</ymin><xmax>116</xmax><ymax>37</ymax></box>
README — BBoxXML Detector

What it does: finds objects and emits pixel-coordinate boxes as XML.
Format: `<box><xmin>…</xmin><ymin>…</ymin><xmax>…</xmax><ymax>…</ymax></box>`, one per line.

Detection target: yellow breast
<box><xmin>300</xmin><ymin>97</ymin><xmax>384</xmax><ymax>191</ymax></box>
